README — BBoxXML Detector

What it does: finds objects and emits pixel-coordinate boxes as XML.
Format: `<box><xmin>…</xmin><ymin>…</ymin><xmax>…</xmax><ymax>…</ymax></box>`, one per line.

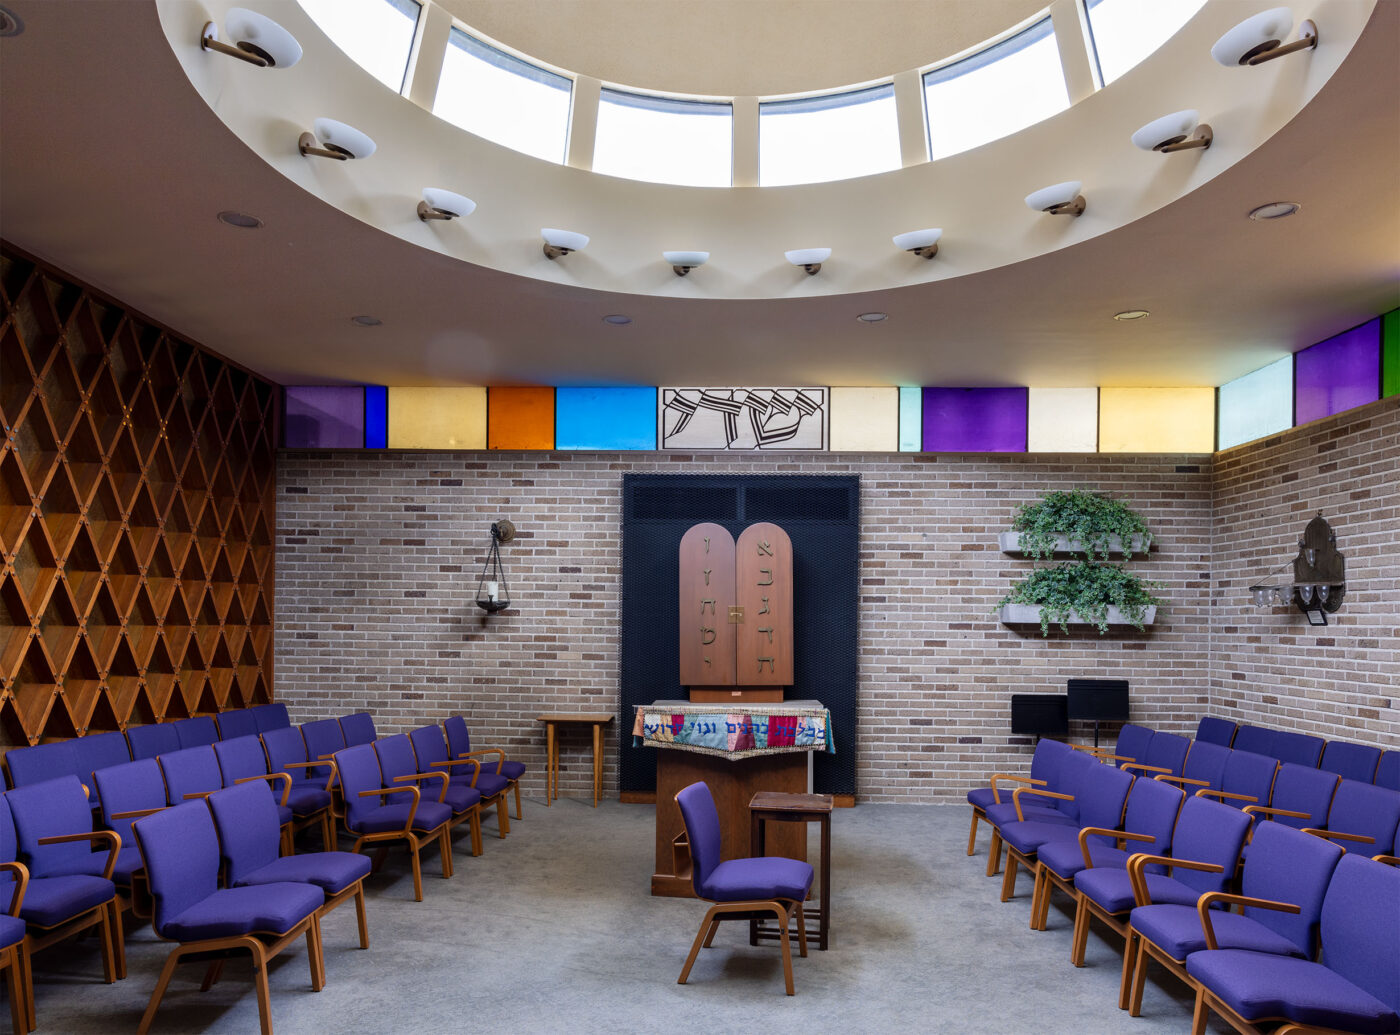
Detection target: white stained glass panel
<box><xmin>435</xmin><ymin>28</ymin><xmax>572</xmax><ymax>164</ymax></box>
<box><xmin>593</xmin><ymin>91</ymin><xmax>732</xmax><ymax>187</ymax></box>
<box><xmin>298</xmin><ymin>0</ymin><xmax>420</xmax><ymax>93</ymax></box>
<box><xmin>1086</xmin><ymin>0</ymin><xmax>1210</xmax><ymax>85</ymax></box>
<box><xmin>759</xmin><ymin>85</ymin><xmax>901</xmax><ymax>187</ymax></box>
<box><xmin>923</xmin><ymin>18</ymin><xmax>1069</xmax><ymax>161</ymax></box>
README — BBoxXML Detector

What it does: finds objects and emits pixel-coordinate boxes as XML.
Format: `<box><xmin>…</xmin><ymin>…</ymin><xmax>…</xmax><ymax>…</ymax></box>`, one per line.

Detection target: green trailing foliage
<box><xmin>1011</xmin><ymin>488</ymin><xmax>1153</xmax><ymax>562</ymax></box>
<box><xmin>996</xmin><ymin>562</ymin><xmax>1163</xmax><ymax>636</ymax></box>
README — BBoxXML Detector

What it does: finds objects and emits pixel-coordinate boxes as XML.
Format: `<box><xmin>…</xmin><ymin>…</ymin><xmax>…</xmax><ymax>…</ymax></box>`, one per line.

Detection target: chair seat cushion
<box><xmin>1187</xmin><ymin>949</ymin><xmax>1400</xmax><ymax>1033</ymax></box>
<box><xmin>451</xmin><ymin>771</ymin><xmax>510</xmax><ymax>799</ymax></box>
<box><xmin>112</xmin><ymin>843</ymin><xmax>144</xmax><ymax>885</ymax></box>
<box><xmin>1036</xmin><ymin>840</ymin><xmax>1136</xmax><ymax>880</ymax></box>
<box><xmin>701</xmin><ymin>856</ymin><xmax>814</xmax><ymax>904</ymax></box>
<box><xmin>1131</xmin><ymin>904</ymin><xmax>1306</xmax><ymax>962</ymax></box>
<box><xmin>162</xmin><ymin>882</ymin><xmax>324</xmax><ymax>941</ymax></box>
<box><xmin>18</xmin><ymin>874</ymin><xmax>116</xmax><ymax>927</ymax></box>
<box><xmin>440</xmin><ymin>784</ymin><xmax>483</xmax><ymax>815</ymax></box>
<box><xmin>985</xmin><ymin>801</ymin><xmax>1074</xmax><ymax>827</ymax></box>
<box><xmin>350</xmin><ymin>801</ymin><xmax>452</xmax><ymax>834</ymax></box>
<box><xmin>967</xmin><ymin>786</ymin><xmax>1006</xmax><ymax>810</ymax></box>
<box><xmin>1000</xmin><ymin>819</ymin><xmax>1090</xmax><ymax>855</ymax></box>
<box><xmin>0</xmin><ymin>914</ymin><xmax>25</xmax><ymax>949</ymax></box>
<box><xmin>498</xmin><ymin>760</ymin><xmax>525</xmax><ymax>782</ymax></box>
<box><xmin>235</xmin><ymin>852</ymin><xmax>372</xmax><ymax>896</ymax></box>
<box><xmin>1074</xmin><ymin>867</ymin><xmax>1203</xmax><ymax>915</ymax></box>
<box><xmin>286</xmin><ymin>786</ymin><xmax>332</xmax><ymax>816</ymax></box>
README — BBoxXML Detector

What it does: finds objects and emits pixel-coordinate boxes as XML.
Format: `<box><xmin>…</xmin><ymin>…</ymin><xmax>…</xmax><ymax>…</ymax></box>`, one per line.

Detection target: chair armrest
<box><xmin>1122</xmin><ymin>763</ymin><xmax>1172</xmax><ymax>776</ymax></box>
<box><xmin>1072</xmin><ymin>744</ymin><xmax>1114</xmax><ymax>756</ymax></box>
<box><xmin>283</xmin><ymin>758</ymin><xmax>338</xmax><ymax>792</ymax></box>
<box><xmin>1012</xmin><ymin>786</ymin><xmax>1074</xmax><ymax>823</ymax></box>
<box><xmin>1373</xmin><ymin>854</ymin><xmax>1399</xmax><ymax>867</ymax></box>
<box><xmin>1076</xmin><ymin>827</ymin><xmax>1154</xmax><ymax>870</ymax></box>
<box><xmin>0</xmin><ymin>861</ymin><xmax>29</xmax><ymax>916</ymax></box>
<box><xmin>358</xmin><ymin>786</ymin><xmax>421</xmax><ymax>833</ymax></box>
<box><xmin>1194</xmin><ymin>789</ymin><xmax>1259</xmax><ymax>804</ymax></box>
<box><xmin>1242</xmin><ymin>805</ymin><xmax>1308</xmax><ymax>820</ymax></box>
<box><xmin>988</xmin><ymin>774</ymin><xmax>1043</xmax><ymax>804</ymax></box>
<box><xmin>1126</xmin><ymin>853</ymin><xmax>1223</xmax><ymax>906</ymax></box>
<box><xmin>1154</xmin><ymin>775</ymin><xmax>1209</xmax><ymax>788</ymax></box>
<box><xmin>1196</xmin><ymin>892</ymin><xmax>1300</xmax><ymax>950</ymax></box>
<box><xmin>392</xmin><ymin>770</ymin><xmax>449</xmax><ymax>803</ymax></box>
<box><xmin>234</xmin><ymin>772</ymin><xmax>293</xmax><ymax>806</ymax></box>
<box><xmin>1301</xmin><ymin>828</ymin><xmax>1375</xmax><ymax>845</ymax></box>
<box><xmin>181</xmin><ymin>792</ymin><xmax>214</xmax><ymax>800</ymax></box>
<box><xmin>1097</xmin><ymin>753</ymin><xmax>1135</xmax><ymax>763</ymax></box>
<box><xmin>37</xmin><ymin>830</ymin><xmax>122</xmax><ymax>880</ymax></box>
<box><xmin>111</xmin><ymin>807</ymin><xmax>165</xmax><ymax>820</ymax></box>
<box><xmin>455</xmin><ymin>748</ymin><xmax>506</xmax><ymax>775</ymax></box>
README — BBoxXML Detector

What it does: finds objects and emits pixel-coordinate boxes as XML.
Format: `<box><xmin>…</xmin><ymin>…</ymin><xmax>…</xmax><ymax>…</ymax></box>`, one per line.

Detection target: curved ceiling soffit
<box><xmin>161</xmin><ymin>0</ymin><xmax>1374</xmax><ymax>305</ymax></box>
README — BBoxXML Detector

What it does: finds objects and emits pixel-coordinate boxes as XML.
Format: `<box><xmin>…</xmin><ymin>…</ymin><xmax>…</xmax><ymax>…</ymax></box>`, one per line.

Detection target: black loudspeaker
<box><xmin>1011</xmin><ymin>694</ymin><xmax>1069</xmax><ymax>737</ymax></box>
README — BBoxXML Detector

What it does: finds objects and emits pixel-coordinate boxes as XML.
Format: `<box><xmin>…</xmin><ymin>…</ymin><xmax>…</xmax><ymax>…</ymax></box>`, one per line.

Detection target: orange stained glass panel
<box><xmin>488</xmin><ymin>387</ymin><xmax>555</xmax><ymax>450</ymax></box>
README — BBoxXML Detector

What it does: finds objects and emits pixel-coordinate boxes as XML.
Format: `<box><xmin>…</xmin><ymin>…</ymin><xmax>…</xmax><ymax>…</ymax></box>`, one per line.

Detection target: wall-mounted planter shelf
<box><xmin>998</xmin><ymin>603</ymin><xmax>1157</xmax><ymax>628</ymax></box>
<box><xmin>996</xmin><ymin>531</ymin><xmax>1153</xmax><ymax>556</ymax></box>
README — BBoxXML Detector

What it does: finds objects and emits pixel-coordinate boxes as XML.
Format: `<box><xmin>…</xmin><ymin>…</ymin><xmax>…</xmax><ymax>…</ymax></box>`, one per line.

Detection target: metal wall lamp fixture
<box><xmin>893</xmin><ymin>229</ymin><xmax>942</xmax><ymax>259</ymax></box>
<box><xmin>476</xmin><ymin>520</ymin><xmax>516</xmax><ymax>614</ymax></box>
<box><xmin>1248</xmin><ymin>513</ymin><xmax>1346</xmax><ymax>626</ymax></box>
<box><xmin>1132</xmin><ymin>110</ymin><xmax>1213</xmax><ymax>153</ymax></box>
<box><xmin>418</xmin><ymin>188</ymin><xmax>476</xmax><ymax>222</ymax></box>
<box><xmin>299</xmin><ymin>119</ymin><xmax>376</xmax><ymax>160</ymax></box>
<box><xmin>1212</xmin><ymin>8</ymin><xmax>1319</xmax><ymax>67</ymax></box>
<box><xmin>201</xmin><ymin>8</ymin><xmax>303</xmax><ymax>68</ymax></box>
<box><xmin>1025</xmin><ymin>181</ymin><xmax>1086</xmax><ymax>217</ymax></box>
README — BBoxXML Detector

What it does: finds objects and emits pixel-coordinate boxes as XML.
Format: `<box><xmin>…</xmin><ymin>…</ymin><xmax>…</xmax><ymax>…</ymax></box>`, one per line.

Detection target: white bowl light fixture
<box><xmin>1024</xmin><ymin>181</ymin><xmax>1086</xmax><ymax>217</ymax></box>
<box><xmin>418</xmin><ymin>188</ymin><xmax>476</xmax><ymax>222</ymax></box>
<box><xmin>1212</xmin><ymin>7</ymin><xmax>1318</xmax><ymax>67</ymax></box>
<box><xmin>663</xmin><ymin>251</ymin><xmax>709</xmax><ymax>276</ymax></box>
<box><xmin>785</xmin><ymin>248</ymin><xmax>830</xmax><ymax>275</ymax></box>
<box><xmin>201</xmin><ymin>7</ymin><xmax>302</xmax><ymax>68</ymax></box>
<box><xmin>542</xmin><ymin>228</ymin><xmax>589</xmax><ymax>259</ymax></box>
<box><xmin>299</xmin><ymin>118</ymin><xmax>376</xmax><ymax>160</ymax></box>
<box><xmin>1132</xmin><ymin>109</ymin><xmax>1213</xmax><ymax>153</ymax></box>
<box><xmin>892</xmin><ymin>229</ymin><xmax>942</xmax><ymax>260</ymax></box>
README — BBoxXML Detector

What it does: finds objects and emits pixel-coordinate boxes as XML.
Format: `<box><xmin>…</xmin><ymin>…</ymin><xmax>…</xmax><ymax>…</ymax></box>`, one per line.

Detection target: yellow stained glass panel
<box><xmin>387</xmin><ymin>387</ymin><xmax>487</xmax><ymax>449</ymax></box>
<box><xmin>1098</xmin><ymin>387</ymin><xmax>1214</xmax><ymax>453</ymax></box>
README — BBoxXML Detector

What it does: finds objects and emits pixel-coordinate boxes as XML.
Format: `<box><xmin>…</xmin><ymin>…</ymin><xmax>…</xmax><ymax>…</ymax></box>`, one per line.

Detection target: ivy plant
<box><xmin>996</xmin><ymin>562</ymin><xmax>1163</xmax><ymax>636</ymax></box>
<box><xmin>1011</xmin><ymin>489</ymin><xmax>1153</xmax><ymax>562</ymax></box>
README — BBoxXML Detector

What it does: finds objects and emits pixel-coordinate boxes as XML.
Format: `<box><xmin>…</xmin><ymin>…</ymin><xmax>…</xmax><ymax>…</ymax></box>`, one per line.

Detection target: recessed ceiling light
<box><xmin>0</xmin><ymin>7</ymin><xmax>23</xmax><ymax>37</ymax></box>
<box><xmin>856</xmin><ymin>312</ymin><xmax>888</xmax><ymax>323</ymax></box>
<box><xmin>602</xmin><ymin>314</ymin><xmax>632</xmax><ymax>325</ymax></box>
<box><xmin>217</xmin><ymin>210</ymin><xmax>263</xmax><ymax>229</ymax></box>
<box><xmin>350</xmin><ymin>315</ymin><xmax>382</xmax><ymax>327</ymax></box>
<box><xmin>1248</xmin><ymin>201</ymin><xmax>1301</xmax><ymax>221</ymax></box>
<box><xmin>1113</xmin><ymin>309</ymin><xmax>1150</xmax><ymax>321</ymax></box>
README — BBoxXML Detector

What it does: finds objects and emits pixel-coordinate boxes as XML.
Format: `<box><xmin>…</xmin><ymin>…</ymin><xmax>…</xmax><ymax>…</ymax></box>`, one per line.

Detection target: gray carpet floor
<box><xmin>23</xmin><ymin>800</ymin><xmax>1237</xmax><ymax>1033</ymax></box>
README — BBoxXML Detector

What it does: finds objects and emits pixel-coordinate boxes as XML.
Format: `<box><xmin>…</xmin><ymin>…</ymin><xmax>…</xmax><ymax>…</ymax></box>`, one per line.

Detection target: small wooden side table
<box><xmin>748</xmin><ymin>790</ymin><xmax>834</xmax><ymax>950</ymax></box>
<box><xmin>537</xmin><ymin>713</ymin><xmax>614</xmax><ymax>807</ymax></box>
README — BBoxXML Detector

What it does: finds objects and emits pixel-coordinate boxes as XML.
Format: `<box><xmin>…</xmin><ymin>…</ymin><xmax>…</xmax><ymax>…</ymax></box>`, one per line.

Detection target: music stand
<box><xmin>1066</xmin><ymin>679</ymin><xmax>1129</xmax><ymax>749</ymax></box>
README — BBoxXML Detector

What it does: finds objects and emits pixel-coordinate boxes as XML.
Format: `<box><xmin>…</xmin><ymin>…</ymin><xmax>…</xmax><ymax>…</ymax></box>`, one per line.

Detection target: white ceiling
<box><xmin>0</xmin><ymin>0</ymin><xmax>1396</xmax><ymax>391</ymax></box>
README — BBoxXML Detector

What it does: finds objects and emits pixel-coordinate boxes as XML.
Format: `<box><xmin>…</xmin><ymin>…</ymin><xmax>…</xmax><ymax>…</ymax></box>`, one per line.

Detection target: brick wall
<box><xmin>275</xmin><ymin>451</ymin><xmax>1214</xmax><ymax>803</ymax></box>
<box><xmin>1209</xmin><ymin>395</ymin><xmax>1399</xmax><ymax>747</ymax></box>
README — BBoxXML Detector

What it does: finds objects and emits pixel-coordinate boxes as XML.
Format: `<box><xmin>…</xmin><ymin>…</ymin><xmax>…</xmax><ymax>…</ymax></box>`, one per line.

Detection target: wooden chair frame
<box><xmin>449</xmin><ymin>745</ymin><xmax>523</xmax><ymax>821</ymax></box>
<box><xmin>1191</xmin><ymin>984</ymin><xmax>1358</xmax><ymax>1035</ymax></box>
<box><xmin>1029</xmin><ymin>826</ymin><xmax>1155</xmax><ymax>932</ymax></box>
<box><xmin>985</xmin><ymin>780</ymin><xmax>1057</xmax><ymax>878</ymax></box>
<box><xmin>999</xmin><ymin>786</ymin><xmax>1081</xmax><ymax>903</ymax></box>
<box><xmin>0</xmin><ymin>861</ymin><xmax>34</xmax><ymax>1034</ymax></box>
<box><xmin>425</xmin><ymin>756</ymin><xmax>502</xmax><ymax>844</ymax></box>
<box><xmin>392</xmin><ymin>770</ymin><xmax>482</xmax><ymax>858</ymax></box>
<box><xmin>677</xmin><ymin>898</ymin><xmax>808</xmax><ymax>996</ymax></box>
<box><xmin>968</xmin><ymin>772</ymin><xmax>1044</xmax><ymax>858</ymax></box>
<box><xmin>344</xmin><ymin>783</ymin><xmax>453</xmax><ymax>902</ymax></box>
<box><xmin>277</xmin><ymin>759</ymin><xmax>338</xmax><ymax>851</ymax></box>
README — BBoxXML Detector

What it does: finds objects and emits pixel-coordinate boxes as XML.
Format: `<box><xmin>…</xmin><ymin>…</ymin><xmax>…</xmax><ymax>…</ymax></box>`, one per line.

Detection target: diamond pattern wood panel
<box><xmin>0</xmin><ymin>246</ymin><xmax>277</xmax><ymax>745</ymax></box>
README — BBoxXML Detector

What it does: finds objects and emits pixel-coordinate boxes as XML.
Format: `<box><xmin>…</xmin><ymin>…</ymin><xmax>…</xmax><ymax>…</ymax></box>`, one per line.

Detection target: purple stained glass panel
<box><xmin>922</xmin><ymin>387</ymin><xmax>1028</xmax><ymax>452</ymax></box>
<box><xmin>284</xmin><ymin>386</ymin><xmax>365</xmax><ymax>448</ymax></box>
<box><xmin>1295</xmin><ymin>319</ymin><xmax>1380</xmax><ymax>425</ymax></box>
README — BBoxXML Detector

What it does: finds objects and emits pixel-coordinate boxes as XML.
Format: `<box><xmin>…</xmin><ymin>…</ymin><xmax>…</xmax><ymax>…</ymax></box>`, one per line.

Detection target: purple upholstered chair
<box><xmin>966</xmin><ymin>737</ymin><xmax>1071</xmax><ymax>858</ymax></box>
<box><xmin>171</xmin><ymin>716</ymin><xmax>218</xmax><ymax>750</ymax></box>
<box><xmin>337</xmin><ymin>712</ymin><xmax>377</xmax><ymax>748</ymax></box>
<box><xmin>1306</xmin><ymin>780</ymin><xmax>1400</xmax><ymax>857</ymax></box>
<box><xmin>1193</xmin><ymin>716</ymin><xmax>1237</xmax><ymax>747</ymax></box>
<box><xmin>1378</xmin><ymin>751</ymin><xmax>1400</xmax><ymax>792</ymax></box>
<box><xmin>214</xmin><ymin>708</ymin><xmax>260</xmax><ymax>742</ymax></box>
<box><xmin>0</xmin><ymin>878</ymin><xmax>27</xmax><ymax>1035</ymax></box>
<box><xmin>1320</xmin><ymin>740</ymin><xmax>1383</xmax><ymax>784</ymax></box>
<box><xmin>250</xmin><ymin>702</ymin><xmax>291</xmax><ymax>733</ymax></box>
<box><xmin>1231</xmin><ymin>724</ymin><xmax>1276</xmax><ymax>758</ymax></box>
<box><xmin>1274</xmin><ymin>729</ymin><xmax>1326</xmax><ymax>768</ymax></box>
<box><xmin>1123</xmin><ymin>820</ymin><xmax>1345</xmax><ymax>1016</ymax></box>
<box><xmin>261</xmin><ymin>725</ymin><xmax>336</xmax><ymax>851</ymax></box>
<box><xmin>444</xmin><ymin>715</ymin><xmax>527</xmax><ymax>820</ymax></box>
<box><xmin>1124</xmin><ymin>731</ymin><xmax>1190</xmax><ymax>779</ymax></box>
<box><xmin>90</xmin><ymin>758</ymin><xmax>169</xmax><ymax>914</ymax></box>
<box><xmin>376</xmin><ymin>734</ymin><xmax>484</xmax><ymax>857</ymax></box>
<box><xmin>131</xmin><ymin>799</ymin><xmax>324</xmax><ymax>1032</ymax></box>
<box><xmin>1197</xmin><ymin>749</ymin><xmax>1279</xmax><ymax>810</ymax></box>
<box><xmin>674</xmin><ymin>781</ymin><xmax>814</xmax><ymax>996</ymax></box>
<box><xmin>125</xmin><ymin>722</ymin><xmax>180</xmax><ymax>762</ymax></box>
<box><xmin>1109</xmin><ymin>724</ymin><xmax>1155</xmax><ymax>768</ymax></box>
<box><xmin>1187</xmin><ymin>854</ymin><xmax>1400</xmax><ymax>1034</ymax></box>
<box><xmin>983</xmin><ymin>749</ymin><xmax>1100</xmax><ymax>878</ymax></box>
<box><xmin>1240</xmin><ymin>763</ymin><xmax>1339</xmax><ymax>860</ymax></box>
<box><xmin>409</xmin><ymin>725</ymin><xmax>505</xmax><ymax>841</ymax></box>
<box><xmin>1156</xmin><ymin>739</ymin><xmax>1230</xmax><ymax>796</ymax></box>
<box><xmin>211</xmin><ymin>736</ymin><xmax>295</xmax><ymax>853</ymax></box>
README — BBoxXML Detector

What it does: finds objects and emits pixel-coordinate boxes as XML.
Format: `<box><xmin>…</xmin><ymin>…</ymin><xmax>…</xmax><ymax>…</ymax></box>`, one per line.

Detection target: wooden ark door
<box><xmin>677</xmin><ymin>523</ymin><xmax>736</xmax><ymax>686</ymax></box>
<box><xmin>735</xmin><ymin>523</ymin><xmax>793</xmax><ymax>686</ymax></box>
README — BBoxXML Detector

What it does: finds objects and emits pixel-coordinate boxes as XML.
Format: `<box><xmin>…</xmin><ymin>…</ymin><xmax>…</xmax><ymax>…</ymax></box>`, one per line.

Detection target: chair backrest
<box><xmin>1048</xmin><ymin>750</ymin><xmax>1101</xmax><ymax>822</ymax></box>
<box><xmin>1193</xmin><ymin>716</ymin><xmax>1236</xmax><ymax>747</ymax></box>
<box><xmin>1168</xmin><ymin>796</ymin><xmax>1252</xmax><ymax>895</ymax></box>
<box><xmin>373</xmin><ymin>735</ymin><xmax>421</xmax><ymax>805</ymax></box>
<box><xmin>1180</xmin><ymin>740</ymin><xmax>1230</xmax><ymax>790</ymax></box>
<box><xmin>408</xmin><ymin>725</ymin><xmax>450</xmax><ymax>772</ymax></box>
<box><xmin>6</xmin><ymin>775</ymin><xmax>100</xmax><ymax>878</ymax></box>
<box><xmin>207</xmin><ymin>780</ymin><xmax>283</xmax><ymax>886</ymax></box>
<box><xmin>172</xmin><ymin>716</ymin><xmax>219</xmax><ymax>750</ymax></box>
<box><xmin>214</xmin><ymin>708</ymin><xmax>260</xmax><ymax>742</ymax></box>
<box><xmin>5</xmin><ymin>740</ymin><xmax>79</xmax><ymax>789</ymax></box>
<box><xmin>262</xmin><ymin>725</ymin><xmax>315</xmax><ymax>783</ymax></box>
<box><xmin>675</xmin><ymin>781</ymin><xmax>723</xmax><ymax>898</ymax></box>
<box><xmin>332</xmin><ymin>744</ymin><xmax>385</xmax><ymax>829</ymax></box>
<box><xmin>212</xmin><ymin>735</ymin><xmax>270</xmax><ymax>786</ymax></box>
<box><xmin>1113</xmin><ymin>724</ymin><xmax>1154</xmax><ymax>764</ymax></box>
<box><xmin>92</xmin><ymin>759</ymin><xmax>169</xmax><ymax>846</ymax></box>
<box><xmin>1143</xmin><ymin>732</ymin><xmax>1190</xmax><ymax>778</ymax></box>
<box><xmin>1319</xmin><ymin>741</ymin><xmax>1383</xmax><ymax>784</ymax></box>
<box><xmin>1326</xmin><ymin>780</ymin><xmax>1400</xmax><ymax>855</ymax></box>
<box><xmin>1273</xmin><ymin>730</ymin><xmax>1325</xmax><ymax>768</ymax></box>
<box><xmin>1076</xmin><ymin>762</ymin><xmax>1134</xmax><ymax>844</ymax></box>
<box><xmin>1378</xmin><ymin>751</ymin><xmax>1400</xmax><ymax>792</ymax></box>
<box><xmin>1318</xmin><ymin>855</ymin><xmax>1400</xmax><ymax>1015</ymax></box>
<box><xmin>133</xmin><ymin>799</ymin><xmax>221</xmax><ymax>935</ymax></box>
<box><xmin>1220</xmin><ymin>749</ymin><xmax>1278</xmax><ymax>807</ymax></box>
<box><xmin>1028</xmin><ymin>737</ymin><xmax>1072</xmax><ymax>785</ymax></box>
<box><xmin>0</xmin><ymin>797</ymin><xmax>18</xmax><ymax>902</ymax></box>
<box><xmin>1231</xmin><ymin>724</ymin><xmax>1275</xmax><ymax>757</ymax></box>
<box><xmin>1268</xmin><ymin>763</ymin><xmax>1340</xmax><ymax>830</ymax></box>
<box><xmin>444</xmin><ymin>715</ymin><xmax>472</xmax><ymax>757</ymax></box>
<box><xmin>1124</xmin><ymin>776</ymin><xmax>1185</xmax><ymax>855</ymax></box>
<box><xmin>158</xmin><ymin>745</ymin><xmax>223</xmax><ymax>805</ymax></box>
<box><xmin>301</xmin><ymin>719</ymin><xmax>347</xmax><ymax>771</ymax></box>
<box><xmin>74</xmin><ymin>731</ymin><xmax>132</xmax><ymax>777</ymax></box>
<box><xmin>339</xmin><ymin>712</ymin><xmax>377</xmax><ymax>747</ymax></box>
<box><xmin>1241</xmin><ymin>820</ymin><xmax>1344</xmax><ymax>957</ymax></box>
<box><xmin>251</xmin><ymin>702</ymin><xmax>292</xmax><ymax>732</ymax></box>
<box><xmin>127</xmin><ymin>722</ymin><xmax>181</xmax><ymax>761</ymax></box>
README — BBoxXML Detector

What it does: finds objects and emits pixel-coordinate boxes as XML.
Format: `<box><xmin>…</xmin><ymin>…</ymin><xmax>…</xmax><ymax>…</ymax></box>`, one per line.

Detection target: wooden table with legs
<box><xmin>748</xmin><ymin>791</ymin><xmax>834</xmax><ymax>950</ymax></box>
<box><xmin>537</xmin><ymin>713</ymin><xmax>614</xmax><ymax>807</ymax></box>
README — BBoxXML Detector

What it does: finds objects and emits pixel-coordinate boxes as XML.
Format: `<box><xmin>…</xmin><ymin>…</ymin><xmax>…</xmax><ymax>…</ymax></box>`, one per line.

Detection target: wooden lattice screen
<box><xmin>0</xmin><ymin>244</ymin><xmax>277</xmax><ymax>745</ymax></box>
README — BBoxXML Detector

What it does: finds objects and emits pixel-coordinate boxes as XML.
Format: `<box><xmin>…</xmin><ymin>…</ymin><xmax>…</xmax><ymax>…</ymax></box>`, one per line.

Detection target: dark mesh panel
<box><xmin>620</xmin><ymin>474</ymin><xmax>859</xmax><ymax>796</ymax></box>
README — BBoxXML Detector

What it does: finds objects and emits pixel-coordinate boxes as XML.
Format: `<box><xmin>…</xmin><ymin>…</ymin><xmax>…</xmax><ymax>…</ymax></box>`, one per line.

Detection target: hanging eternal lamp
<box><xmin>476</xmin><ymin>519</ymin><xmax>515</xmax><ymax>613</ymax></box>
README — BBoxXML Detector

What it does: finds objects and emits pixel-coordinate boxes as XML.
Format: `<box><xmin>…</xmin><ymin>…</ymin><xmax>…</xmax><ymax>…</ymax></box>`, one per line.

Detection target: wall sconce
<box><xmin>476</xmin><ymin>519</ymin><xmax>516</xmax><ymax>614</ymax></box>
<box><xmin>542</xmin><ymin>228</ymin><xmax>588</xmax><ymax>259</ymax></box>
<box><xmin>1132</xmin><ymin>110</ymin><xmax>1213</xmax><ymax>153</ymax></box>
<box><xmin>1025</xmin><ymin>181</ymin><xmax>1086</xmax><ymax>217</ymax></box>
<box><xmin>892</xmin><ymin>228</ymin><xmax>942</xmax><ymax>259</ymax></box>
<box><xmin>201</xmin><ymin>7</ymin><xmax>303</xmax><ymax>68</ymax></box>
<box><xmin>299</xmin><ymin>119</ymin><xmax>376</xmax><ymax>160</ymax></box>
<box><xmin>418</xmin><ymin>187</ymin><xmax>476</xmax><ymax>222</ymax></box>
<box><xmin>664</xmin><ymin>251</ymin><xmax>709</xmax><ymax>276</ymax></box>
<box><xmin>1248</xmin><ymin>512</ymin><xmax>1345</xmax><ymax>625</ymax></box>
<box><xmin>785</xmin><ymin>248</ymin><xmax>830</xmax><ymax>275</ymax></box>
<box><xmin>1212</xmin><ymin>8</ymin><xmax>1318</xmax><ymax>66</ymax></box>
